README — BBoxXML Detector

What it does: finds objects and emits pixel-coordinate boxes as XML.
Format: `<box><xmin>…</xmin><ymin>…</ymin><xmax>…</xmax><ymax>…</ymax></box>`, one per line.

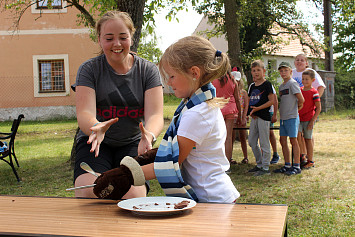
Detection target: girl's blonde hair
<box><xmin>238</xmin><ymin>78</ymin><xmax>245</xmax><ymax>91</ymax></box>
<box><xmin>96</xmin><ymin>11</ymin><xmax>135</xmax><ymax>55</ymax></box>
<box><xmin>159</xmin><ymin>36</ymin><xmax>230</xmax><ymax>87</ymax></box>
<box><xmin>217</xmin><ymin>70</ymin><xmax>232</xmax><ymax>88</ymax></box>
<box><xmin>159</xmin><ymin>36</ymin><xmax>230</xmax><ymax>107</ymax></box>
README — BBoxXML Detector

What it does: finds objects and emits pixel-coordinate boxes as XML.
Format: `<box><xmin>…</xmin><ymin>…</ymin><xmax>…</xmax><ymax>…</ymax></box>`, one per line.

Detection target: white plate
<box><xmin>117</xmin><ymin>196</ymin><xmax>196</xmax><ymax>216</ymax></box>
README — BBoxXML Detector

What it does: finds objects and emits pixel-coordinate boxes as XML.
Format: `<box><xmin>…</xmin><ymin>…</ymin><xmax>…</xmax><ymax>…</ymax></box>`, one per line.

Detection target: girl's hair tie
<box><xmin>215</xmin><ymin>50</ymin><xmax>222</xmax><ymax>57</ymax></box>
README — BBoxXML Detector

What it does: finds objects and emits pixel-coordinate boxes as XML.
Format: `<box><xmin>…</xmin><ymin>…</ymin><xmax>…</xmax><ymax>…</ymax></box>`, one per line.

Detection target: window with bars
<box><xmin>38</xmin><ymin>60</ymin><xmax>65</xmax><ymax>93</ymax></box>
<box><xmin>36</xmin><ymin>0</ymin><xmax>62</xmax><ymax>9</ymax></box>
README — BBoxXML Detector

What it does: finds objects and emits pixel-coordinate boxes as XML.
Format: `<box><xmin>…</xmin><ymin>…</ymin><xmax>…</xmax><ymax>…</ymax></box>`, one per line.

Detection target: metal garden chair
<box><xmin>0</xmin><ymin>114</ymin><xmax>25</xmax><ymax>182</ymax></box>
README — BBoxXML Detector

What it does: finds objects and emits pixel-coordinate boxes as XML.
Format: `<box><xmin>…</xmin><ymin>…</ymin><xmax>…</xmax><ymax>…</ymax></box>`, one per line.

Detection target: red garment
<box><xmin>212</xmin><ymin>76</ymin><xmax>238</xmax><ymax>116</ymax></box>
<box><xmin>299</xmin><ymin>87</ymin><xmax>320</xmax><ymax>121</ymax></box>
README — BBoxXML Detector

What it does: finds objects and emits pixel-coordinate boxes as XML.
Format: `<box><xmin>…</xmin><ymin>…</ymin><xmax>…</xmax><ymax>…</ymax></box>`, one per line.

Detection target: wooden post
<box><xmin>323</xmin><ymin>0</ymin><xmax>334</xmax><ymax>71</ymax></box>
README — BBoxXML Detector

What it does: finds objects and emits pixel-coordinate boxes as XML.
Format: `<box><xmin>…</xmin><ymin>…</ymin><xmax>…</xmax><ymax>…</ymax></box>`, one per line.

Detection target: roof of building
<box><xmin>193</xmin><ymin>17</ymin><xmax>324</xmax><ymax>59</ymax></box>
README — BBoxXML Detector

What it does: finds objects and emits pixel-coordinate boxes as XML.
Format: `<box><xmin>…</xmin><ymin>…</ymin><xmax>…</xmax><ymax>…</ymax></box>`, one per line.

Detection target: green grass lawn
<box><xmin>0</xmin><ymin>109</ymin><xmax>354</xmax><ymax>236</ymax></box>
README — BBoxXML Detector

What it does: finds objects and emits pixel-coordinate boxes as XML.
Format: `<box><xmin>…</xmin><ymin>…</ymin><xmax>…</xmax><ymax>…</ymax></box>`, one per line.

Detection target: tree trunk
<box><xmin>323</xmin><ymin>0</ymin><xmax>334</xmax><ymax>71</ymax></box>
<box><xmin>245</xmin><ymin>69</ymin><xmax>253</xmax><ymax>87</ymax></box>
<box><xmin>224</xmin><ymin>0</ymin><xmax>242</xmax><ymax>72</ymax></box>
<box><xmin>117</xmin><ymin>0</ymin><xmax>146</xmax><ymax>52</ymax></box>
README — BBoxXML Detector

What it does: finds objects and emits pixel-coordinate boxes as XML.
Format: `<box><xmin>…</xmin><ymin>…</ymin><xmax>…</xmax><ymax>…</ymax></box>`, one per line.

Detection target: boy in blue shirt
<box><xmin>274</xmin><ymin>62</ymin><xmax>304</xmax><ymax>175</ymax></box>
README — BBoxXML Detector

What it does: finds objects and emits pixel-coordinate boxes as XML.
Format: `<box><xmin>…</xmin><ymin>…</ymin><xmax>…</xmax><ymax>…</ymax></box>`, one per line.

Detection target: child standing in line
<box><xmin>298</xmin><ymin>69</ymin><xmax>321</xmax><ymax>169</ymax></box>
<box><xmin>232</xmin><ymin>72</ymin><xmax>249</xmax><ymax>164</ymax></box>
<box><xmin>212</xmin><ymin>71</ymin><xmax>242</xmax><ymax>165</ymax></box>
<box><xmin>93</xmin><ymin>36</ymin><xmax>240</xmax><ymax>203</ymax></box>
<box><xmin>293</xmin><ymin>53</ymin><xmax>326</xmax><ymax>96</ymax></box>
<box><xmin>247</xmin><ymin>60</ymin><xmax>275</xmax><ymax>176</ymax></box>
<box><xmin>293</xmin><ymin>53</ymin><xmax>326</xmax><ymax>164</ymax></box>
<box><xmin>269</xmin><ymin>86</ymin><xmax>280</xmax><ymax>164</ymax></box>
<box><xmin>274</xmin><ymin>62</ymin><xmax>304</xmax><ymax>175</ymax></box>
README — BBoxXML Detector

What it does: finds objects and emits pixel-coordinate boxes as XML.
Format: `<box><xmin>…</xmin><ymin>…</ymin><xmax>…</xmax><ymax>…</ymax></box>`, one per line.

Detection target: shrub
<box><xmin>334</xmin><ymin>71</ymin><xmax>355</xmax><ymax>109</ymax></box>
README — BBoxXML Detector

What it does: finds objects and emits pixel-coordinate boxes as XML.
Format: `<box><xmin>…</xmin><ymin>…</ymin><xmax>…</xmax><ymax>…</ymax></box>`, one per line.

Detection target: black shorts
<box><xmin>74</xmin><ymin>138</ymin><xmax>149</xmax><ymax>192</ymax></box>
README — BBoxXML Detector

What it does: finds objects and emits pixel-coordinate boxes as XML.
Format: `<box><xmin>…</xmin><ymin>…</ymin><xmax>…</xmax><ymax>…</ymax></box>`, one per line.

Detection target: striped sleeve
<box><xmin>313</xmin><ymin>91</ymin><xmax>320</xmax><ymax>101</ymax></box>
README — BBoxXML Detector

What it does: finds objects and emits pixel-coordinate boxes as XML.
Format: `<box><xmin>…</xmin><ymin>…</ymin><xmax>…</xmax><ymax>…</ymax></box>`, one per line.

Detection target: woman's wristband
<box><xmin>93</xmin><ymin>122</ymin><xmax>101</xmax><ymax>127</ymax></box>
<box><xmin>91</xmin><ymin>122</ymin><xmax>101</xmax><ymax>134</ymax></box>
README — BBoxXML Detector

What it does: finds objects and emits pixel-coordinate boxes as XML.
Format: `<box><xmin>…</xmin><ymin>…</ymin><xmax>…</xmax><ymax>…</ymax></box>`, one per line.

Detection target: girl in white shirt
<box><xmin>292</xmin><ymin>53</ymin><xmax>325</xmax><ymax>165</ymax></box>
<box><xmin>94</xmin><ymin>36</ymin><xmax>240</xmax><ymax>203</ymax></box>
<box><xmin>154</xmin><ymin>36</ymin><xmax>240</xmax><ymax>203</ymax></box>
<box><xmin>292</xmin><ymin>53</ymin><xmax>326</xmax><ymax>97</ymax></box>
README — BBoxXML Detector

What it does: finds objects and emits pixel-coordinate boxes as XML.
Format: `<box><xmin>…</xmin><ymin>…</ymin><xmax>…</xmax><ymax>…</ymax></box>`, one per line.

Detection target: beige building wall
<box><xmin>0</xmin><ymin>4</ymin><xmax>99</xmax><ymax>120</ymax></box>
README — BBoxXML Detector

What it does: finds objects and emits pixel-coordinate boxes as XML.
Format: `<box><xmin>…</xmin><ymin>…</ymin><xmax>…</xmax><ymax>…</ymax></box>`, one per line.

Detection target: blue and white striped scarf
<box><xmin>154</xmin><ymin>83</ymin><xmax>216</xmax><ymax>201</ymax></box>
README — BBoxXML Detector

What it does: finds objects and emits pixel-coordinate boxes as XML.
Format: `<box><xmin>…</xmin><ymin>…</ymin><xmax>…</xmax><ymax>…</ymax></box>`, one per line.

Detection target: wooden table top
<box><xmin>0</xmin><ymin>195</ymin><xmax>288</xmax><ymax>237</ymax></box>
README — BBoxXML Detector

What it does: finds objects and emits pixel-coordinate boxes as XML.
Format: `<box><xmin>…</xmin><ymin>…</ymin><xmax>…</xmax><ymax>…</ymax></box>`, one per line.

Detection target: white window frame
<box><xmin>31</xmin><ymin>0</ymin><xmax>67</xmax><ymax>14</ymax></box>
<box><xmin>33</xmin><ymin>54</ymin><xmax>70</xmax><ymax>97</ymax></box>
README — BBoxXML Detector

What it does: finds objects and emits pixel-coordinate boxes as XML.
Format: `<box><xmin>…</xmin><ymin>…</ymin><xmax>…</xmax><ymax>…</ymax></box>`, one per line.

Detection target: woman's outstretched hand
<box><xmin>87</xmin><ymin>118</ymin><xmax>119</xmax><ymax>157</ymax></box>
<box><xmin>138</xmin><ymin>122</ymin><xmax>154</xmax><ymax>155</ymax></box>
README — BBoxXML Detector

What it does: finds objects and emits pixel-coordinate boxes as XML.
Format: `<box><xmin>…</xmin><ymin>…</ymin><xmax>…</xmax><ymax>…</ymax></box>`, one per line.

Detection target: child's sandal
<box><xmin>303</xmin><ymin>161</ymin><xmax>315</xmax><ymax>169</ymax></box>
<box><xmin>241</xmin><ymin>157</ymin><xmax>249</xmax><ymax>164</ymax></box>
<box><xmin>230</xmin><ymin>160</ymin><xmax>238</xmax><ymax>165</ymax></box>
<box><xmin>300</xmin><ymin>154</ymin><xmax>308</xmax><ymax>167</ymax></box>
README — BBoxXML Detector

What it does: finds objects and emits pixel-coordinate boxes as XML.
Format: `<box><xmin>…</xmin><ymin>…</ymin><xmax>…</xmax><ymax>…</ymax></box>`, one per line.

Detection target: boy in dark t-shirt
<box><xmin>247</xmin><ymin>60</ymin><xmax>275</xmax><ymax>176</ymax></box>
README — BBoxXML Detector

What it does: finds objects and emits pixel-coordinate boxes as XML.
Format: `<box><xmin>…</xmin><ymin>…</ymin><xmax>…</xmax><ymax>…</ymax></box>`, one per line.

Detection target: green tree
<box><xmin>223</xmin><ymin>0</ymin><xmax>242</xmax><ymax>70</ymax></box>
<box><xmin>1</xmin><ymin>0</ymin><xmax>188</xmax><ymax>162</ymax></box>
<box><xmin>195</xmin><ymin>0</ymin><xmax>323</xmax><ymax>84</ymax></box>
<box><xmin>309</xmin><ymin>0</ymin><xmax>354</xmax><ymax>110</ymax></box>
<box><xmin>1</xmin><ymin>0</ymin><xmax>194</xmax><ymax>52</ymax></box>
<box><xmin>311</xmin><ymin>0</ymin><xmax>355</xmax><ymax>72</ymax></box>
<box><xmin>334</xmin><ymin>71</ymin><xmax>355</xmax><ymax>109</ymax></box>
<box><xmin>332</xmin><ymin>0</ymin><xmax>355</xmax><ymax>71</ymax></box>
<box><xmin>137</xmin><ymin>27</ymin><xmax>162</xmax><ymax>64</ymax></box>
<box><xmin>2</xmin><ymin>0</ymin><xmax>144</xmax><ymax>51</ymax></box>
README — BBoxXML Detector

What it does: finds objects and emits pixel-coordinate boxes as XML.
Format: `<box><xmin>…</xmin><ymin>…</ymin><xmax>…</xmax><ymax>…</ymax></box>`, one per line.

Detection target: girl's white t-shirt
<box><xmin>178</xmin><ymin>102</ymin><xmax>240</xmax><ymax>203</ymax></box>
<box><xmin>292</xmin><ymin>68</ymin><xmax>326</xmax><ymax>89</ymax></box>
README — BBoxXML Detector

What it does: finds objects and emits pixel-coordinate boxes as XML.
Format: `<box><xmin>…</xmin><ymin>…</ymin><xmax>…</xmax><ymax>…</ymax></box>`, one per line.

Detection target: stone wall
<box><xmin>0</xmin><ymin>106</ymin><xmax>76</xmax><ymax>121</ymax></box>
